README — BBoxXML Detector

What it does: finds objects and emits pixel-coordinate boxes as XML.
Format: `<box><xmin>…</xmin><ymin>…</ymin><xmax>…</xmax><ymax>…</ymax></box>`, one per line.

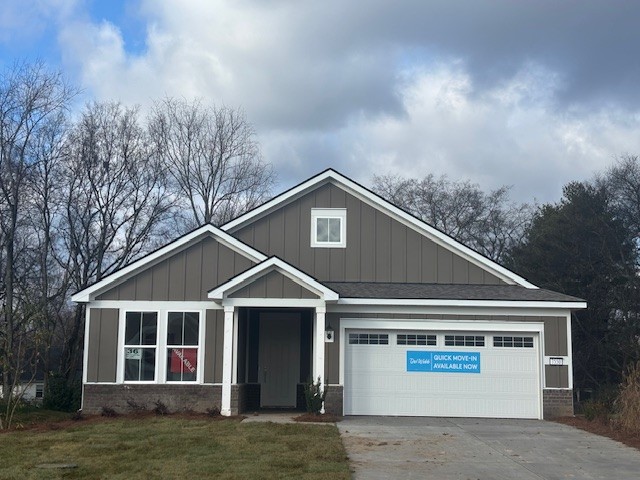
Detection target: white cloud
<box><xmin>48</xmin><ymin>1</ymin><xmax>640</xmax><ymax>203</ymax></box>
<box><xmin>0</xmin><ymin>0</ymin><xmax>78</xmax><ymax>46</ymax></box>
<box><xmin>333</xmin><ymin>64</ymin><xmax>640</xmax><ymax>202</ymax></box>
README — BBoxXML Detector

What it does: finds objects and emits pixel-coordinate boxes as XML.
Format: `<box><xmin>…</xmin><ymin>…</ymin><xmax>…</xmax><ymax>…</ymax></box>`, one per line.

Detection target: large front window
<box><xmin>124</xmin><ymin>312</ymin><xmax>157</xmax><ymax>381</ymax></box>
<box><xmin>166</xmin><ymin>312</ymin><xmax>199</xmax><ymax>382</ymax></box>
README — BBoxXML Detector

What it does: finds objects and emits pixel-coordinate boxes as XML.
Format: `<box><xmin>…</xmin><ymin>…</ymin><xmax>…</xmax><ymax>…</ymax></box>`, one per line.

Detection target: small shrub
<box><xmin>43</xmin><ymin>373</ymin><xmax>81</xmax><ymax>412</ymax></box>
<box><xmin>153</xmin><ymin>400</ymin><xmax>169</xmax><ymax>416</ymax></box>
<box><xmin>101</xmin><ymin>406</ymin><xmax>118</xmax><ymax>417</ymax></box>
<box><xmin>578</xmin><ymin>384</ymin><xmax>618</xmax><ymax>422</ymax></box>
<box><xmin>206</xmin><ymin>407</ymin><xmax>221</xmax><ymax>417</ymax></box>
<box><xmin>616</xmin><ymin>361</ymin><xmax>640</xmax><ymax>433</ymax></box>
<box><xmin>582</xmin><ymin>400</ymin><xmax>609</xmax><ymax>421</ymax></box>
<box><xmin>125</xmin><ymin>398</ymin><xmax>147</xmax><ymax>413</ymax></box>
<box><xmin>71</xmin><ymin>410</ymin><xmax>84</xmax><ymax>421</ymax></box>
<box><xmin>303</xmin><ymin>377</ymin><xmax>327</xmax><ymax>415</ymax></box>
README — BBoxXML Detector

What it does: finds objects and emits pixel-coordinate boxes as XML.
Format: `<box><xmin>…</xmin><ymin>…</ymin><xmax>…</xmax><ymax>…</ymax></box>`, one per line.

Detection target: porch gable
<box><xmin>208</xmin><ymin>256</ymin><xmax>339</xmax><ymax>304</ymax></box>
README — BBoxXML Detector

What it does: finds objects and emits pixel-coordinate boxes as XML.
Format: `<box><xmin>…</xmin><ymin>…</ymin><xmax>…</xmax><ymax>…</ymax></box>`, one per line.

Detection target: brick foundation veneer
<box><xmin>82</xmin><ymin>384</ymin><xmax>222</xmax><ymax>414</ymax></box>
<box><xmin>543</xmin><ymin>388</ymin><xmax>574</xmax><ymax>418</ymax></box>
<box><xmin>324</xmin><ymin>385</ymin><xmax>343</xmax><ymax>415</ymax></box>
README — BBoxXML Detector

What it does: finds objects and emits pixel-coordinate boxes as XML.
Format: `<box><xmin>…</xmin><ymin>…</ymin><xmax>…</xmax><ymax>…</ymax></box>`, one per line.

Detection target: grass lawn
<box><xmin>5</xmin><ymin>407</ymin><xmax>72</xmax><ymax>428</ymax></box>
<box><xmin>0</xmin><ymin>416</ymin><xmax>351</xmax><ymax>479</ymax></box>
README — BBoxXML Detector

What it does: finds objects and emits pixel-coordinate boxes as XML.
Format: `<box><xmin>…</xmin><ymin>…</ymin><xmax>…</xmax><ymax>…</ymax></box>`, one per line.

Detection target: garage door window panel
<box><xmin>445</xmin><ymin>335</ymin><xmax>485</xmax><ymax>347</ymax></box>
<box><xmin>397</xmin><ymin>334</ymin><xmax>436</xmax><ymax>346</ymax></box>
<box><xmin>494</xmin><ymin>336</ymin><xmax>534</xmax><ymax>348</ymax></box>
<box><xmin>348</xmin><ymin>333</ymin><xmax>389</xmax><ymax>345</ymax></box>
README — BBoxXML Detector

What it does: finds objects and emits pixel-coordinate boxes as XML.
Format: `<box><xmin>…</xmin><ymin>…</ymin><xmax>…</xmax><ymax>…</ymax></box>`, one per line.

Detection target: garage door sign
<box><xmin>407</xmin><ymin>351</ymin><xmax>481</xmax><ymax>373</ymax></box>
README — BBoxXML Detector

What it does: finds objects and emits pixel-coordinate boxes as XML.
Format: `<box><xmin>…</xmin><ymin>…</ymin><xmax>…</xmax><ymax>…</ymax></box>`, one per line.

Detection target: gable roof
<box><xmin>71</xmin><ymin>224</ymin><xmax>267</xmax><ymax>303</ymax></box>
<box><xmin>222</xmin><ymin>169</ymin><xmax>537</xmax><ymax>289</ymax></box>
<box><xmin>208</xmin><ymin>256</ymin><xmax>339</xmax><ymax>301</ymax></box>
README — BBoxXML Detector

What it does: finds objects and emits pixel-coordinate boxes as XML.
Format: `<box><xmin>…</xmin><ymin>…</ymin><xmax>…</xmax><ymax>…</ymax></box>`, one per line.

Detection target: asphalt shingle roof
<box><xmin>324</xmin><ymin>282</ymin><xmax>583</xmax><ymax>302</ymax></box>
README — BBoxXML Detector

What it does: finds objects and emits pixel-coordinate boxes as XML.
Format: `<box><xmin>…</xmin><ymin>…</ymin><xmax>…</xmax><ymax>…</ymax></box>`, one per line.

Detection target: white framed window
<box><xmin>124</xmin><ymin>312</ymin><xmax>158</xmax><ymax>381</ymax></box>
<box><xmin>311</xmin><ymin>208</ymin><xmax>346</xmax><ymax>248</ymax></box>
<box><xmin>35</xmin><ymin>383</ymin><xmax>44</xmax><ymax>398</ymax></box>
<box><xmin>120</xmin><ymin>308</ymin><xmax>205</xmax><ymax>384</ymax></box>
<box><xmin>166</xmin><ymin>312</ymin><xmax>200</xmax><ymax>382</ymax></box>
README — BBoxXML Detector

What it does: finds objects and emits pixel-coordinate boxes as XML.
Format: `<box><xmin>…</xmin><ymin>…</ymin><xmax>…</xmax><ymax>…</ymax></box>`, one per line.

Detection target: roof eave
<box><xmin>336</xmin><ymin>298</ymin><xmax>587</xmax><ymax>309</ymax></box>
<box><xmin>72</xmin><ymin>224</ymin><xmax>267</xmax><ymax>303</ymax></box>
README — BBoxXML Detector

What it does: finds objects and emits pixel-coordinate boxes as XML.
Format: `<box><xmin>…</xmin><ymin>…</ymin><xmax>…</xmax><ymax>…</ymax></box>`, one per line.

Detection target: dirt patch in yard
<box><xmin>293</xmin><ymin>412</ymin><xmax>342</xmax><ymax>423</ymax></box>
<box><xmin>555</xmin><ymin>416</ymin><xmax>640</xmax><ymax>451</ymax></box>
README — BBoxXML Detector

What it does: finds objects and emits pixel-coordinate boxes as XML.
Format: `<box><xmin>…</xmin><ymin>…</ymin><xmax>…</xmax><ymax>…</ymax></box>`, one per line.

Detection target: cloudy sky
<box><xmin>1</xmin><ymin>0</ymin><xmax>639</xmax><ymax>202</ymax></box>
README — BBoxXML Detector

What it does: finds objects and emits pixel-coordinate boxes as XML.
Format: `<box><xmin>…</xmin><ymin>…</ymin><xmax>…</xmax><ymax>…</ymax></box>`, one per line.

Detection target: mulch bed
<box><xmin>293</xmin><ymin>413</ymin><xmax>342</xmax><ymax>423</ymax></box>
<box><xmin>554</xmin><ymin>416</ymin><xmax>640</xmax><ymax>451</ymax></box>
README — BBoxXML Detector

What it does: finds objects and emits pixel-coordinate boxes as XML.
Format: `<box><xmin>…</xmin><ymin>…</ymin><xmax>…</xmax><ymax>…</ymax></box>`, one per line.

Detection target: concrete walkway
<box><xmin>338</xmin><ymin>417</ymin><xmax>640</xmax><ymax>480</ymax></box>
<box><xmin>240</xmin><ymin>410</ymin><xmax>330</xmax><ymax>426</ymax></box>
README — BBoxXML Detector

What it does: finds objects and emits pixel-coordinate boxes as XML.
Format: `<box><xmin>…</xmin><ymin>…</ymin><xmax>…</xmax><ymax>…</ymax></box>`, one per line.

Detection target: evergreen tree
<box><xmin>506</xmin><ymin>182</ymin><xmax>638</xmax><ymax>389</ymax></box>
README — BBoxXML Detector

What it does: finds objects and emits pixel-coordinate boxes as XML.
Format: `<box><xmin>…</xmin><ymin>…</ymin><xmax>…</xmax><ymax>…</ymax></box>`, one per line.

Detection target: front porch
<box><xmin>229</xmin><ymin>307</ymin><xmax>312</xmax><ymax>413</ymax></box>
<box><xmin>221</xmin><ymin>306</ymin><xmax>329</xmax><ymax>415</ymax></box>
<box><xmin>208</xmin><ymin>257</ymin><xmax>340</xmax><ymax>416</ymax></box>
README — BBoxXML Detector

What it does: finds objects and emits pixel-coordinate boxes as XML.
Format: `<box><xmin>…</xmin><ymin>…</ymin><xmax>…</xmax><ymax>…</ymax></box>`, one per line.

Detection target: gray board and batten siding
<box><xmin>86</xmin><ymin>308</ymin><xmax>119</xmax><ymax>383</ymax></box>
<box><xmin>231</xmin><ymin>182</ymin><xmax>506</xmax><ymax>285</ymax></box>
<box><xmin>96</xmin><ymin>235</ymin><xmax>256</xmax><ymax>302</ymax></box>
<box><xmin>227</xmin><ymin>270</ymin><xmax>320</xmax><ymax>299</ymax></box>
<box><xmin>95</xmin><ymin>181</ymin><xmax>510</xmax><ymax>302</ymax></box>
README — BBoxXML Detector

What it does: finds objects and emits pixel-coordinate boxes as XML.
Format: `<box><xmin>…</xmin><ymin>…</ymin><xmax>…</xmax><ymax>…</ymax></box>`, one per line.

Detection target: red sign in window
<box><xmin>170</xmin><ymin>348</ymin><xmax>197</xmax><ymax>374</ymax></box>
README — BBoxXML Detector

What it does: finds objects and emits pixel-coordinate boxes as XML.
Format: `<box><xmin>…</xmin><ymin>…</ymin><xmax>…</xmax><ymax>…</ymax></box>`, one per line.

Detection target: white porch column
<box><xmin>313</xmin><ymin>305</ymin><xmax>326</xmax><ymax>412</ymax></box>
<box><xmin>221</xmin><ymin>306</ymin><xmax>234</xmax><ymax>416</ymax></box>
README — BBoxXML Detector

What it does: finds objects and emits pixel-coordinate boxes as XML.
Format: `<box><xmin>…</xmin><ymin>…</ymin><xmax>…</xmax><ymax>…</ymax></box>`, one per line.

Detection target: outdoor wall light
<box><xmin>325</xmin><ymin>324</ymin><xmax>335</xmax><ymax>343</ymax></box>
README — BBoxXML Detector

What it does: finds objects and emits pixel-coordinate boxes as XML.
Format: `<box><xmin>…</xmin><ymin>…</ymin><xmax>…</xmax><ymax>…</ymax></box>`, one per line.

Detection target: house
<box><xmin>0</xmin><ymin>382</ymin><xmax>44</xmax><ymax>403</ymax></box>
<box><xmin>72</xmin><ymin>169</ymin><xmax>585</xmax><ymax>419</ymax></box>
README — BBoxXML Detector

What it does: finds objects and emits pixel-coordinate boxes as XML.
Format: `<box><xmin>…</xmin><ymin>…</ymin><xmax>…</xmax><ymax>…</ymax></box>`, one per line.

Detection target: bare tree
<box><xmin>24</xmin><ymin>109</ymin><xmax>73</xmax><ymax>397</ymax></box>
<box><xmin>0</xmin><ymin>61</ymin><xmax>76</xmax><ymax>428</ymax></box>
<box><xmin>149</xmin><ymin>98</ymin><xmax>275</xmax><ymax>228</ymax></box>
<box><xmin>372</xmin><ymin>173</ymin><xmax>533</xmax><ymax>262</ymax></box>
<box><xmin>57</xmin><ymin>101</ymin><xmax>173</xmax><ymax>387</ymax></box>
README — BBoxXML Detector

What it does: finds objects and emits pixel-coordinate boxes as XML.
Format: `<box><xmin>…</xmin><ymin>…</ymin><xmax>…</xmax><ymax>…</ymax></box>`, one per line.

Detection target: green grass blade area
<box><xmin>0</xmin><ymin>417</ymin><xmax>351</xmax><ymax>479</ymax></box>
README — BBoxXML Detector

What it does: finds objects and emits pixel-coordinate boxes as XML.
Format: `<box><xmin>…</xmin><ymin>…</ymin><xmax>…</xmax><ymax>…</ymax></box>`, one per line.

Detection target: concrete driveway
<box><xmin>338</xmin><ymin>417</ymin><xmax>640</xmax><ymax>479</ymax></box>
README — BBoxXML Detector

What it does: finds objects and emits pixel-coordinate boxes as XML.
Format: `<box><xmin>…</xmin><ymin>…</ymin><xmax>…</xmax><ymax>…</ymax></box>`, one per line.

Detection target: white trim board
<box><xmin>327</xmin><ymin>304</ymin><xmax>581</xmax><ymax>317</ymax></box>
<box><xmin>336</xmin><ymin>298</ymin><xmax>586</xmax><ymax>309</ymax></box>
<box><xmin>221</xmin><ymin>169</ymin><xmax>537</xmax><ymax>289</ymax></box>
<box><xmin>220</xmin><ymin>298</ymin><xmax>326</xmax><ymax>308</ymax></box>
<box><xmin>85</xmin><ymin>301</ymin><xmax>222</xmax><ymax>310</ymax></box>
<box><xmin>72</xmin><ymin>224</ymin><xmax>267</xmax><ymax>303</ymax></box>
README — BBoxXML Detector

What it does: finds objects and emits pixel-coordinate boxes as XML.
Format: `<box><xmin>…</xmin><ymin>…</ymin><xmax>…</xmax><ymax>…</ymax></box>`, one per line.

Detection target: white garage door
<box><xmin>344</xmin><ymin>329</ymin><xmax>541</xmax><ymax>419</ymax></box>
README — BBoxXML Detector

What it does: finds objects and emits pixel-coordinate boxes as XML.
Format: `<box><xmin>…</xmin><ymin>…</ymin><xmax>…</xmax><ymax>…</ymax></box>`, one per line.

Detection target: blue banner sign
<box><xmin>407</xmin><ymin>351</ymin><xmax>481</xmax><ymax>374</ymax></box>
